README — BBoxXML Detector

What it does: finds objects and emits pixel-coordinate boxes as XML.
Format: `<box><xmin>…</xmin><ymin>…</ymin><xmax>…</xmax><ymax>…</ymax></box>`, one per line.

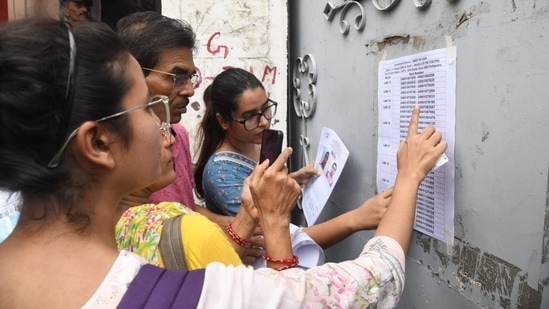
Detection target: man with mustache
<box><xmin>60</xmin><ymin>0</ymin><xmax>91</xmax><ymax>23</ymax></box>
<box><xmin>116</xmin><ymin>12</ymin><xmax>263</xmax><ymax>264</ymax></box>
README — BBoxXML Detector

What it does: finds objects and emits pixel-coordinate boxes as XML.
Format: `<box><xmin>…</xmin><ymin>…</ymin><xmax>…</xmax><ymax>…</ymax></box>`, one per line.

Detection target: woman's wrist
<box><xmin>224</xmin><ymin>212</ymin><xmax>258</xmax><ymax>256</ymax></box>
<box><xmin>258</xmin><ymin>214</ymin><xmax>290</xmax><ymax>231</ymax></box>
<box><xmin>395</xmin><ymin>170</ymin><xmax>424</xmax><ymax>187</ymax></box>
<box><xmin>226</xmin><ymin>223</ymin><xmax>252</xmax><ymax>248</ymax></box>
<box><xmin>232</xmin><ymin>210</ymin><xmax>257</xmax><ymax>237</ymax></box>
<box><xmin>261</xmin><ymin>218</ymin><xmax>293</xmax><ymax>269</ymax></box>
<box><xmin>263</xmin><ymin>254</ymin><xmax>299</xmax><ymax>271</ymax></box>
<box><xmin>339</xmin><ymin>210</ymin><xmax>361</xmax><ymax>233</ymax></box>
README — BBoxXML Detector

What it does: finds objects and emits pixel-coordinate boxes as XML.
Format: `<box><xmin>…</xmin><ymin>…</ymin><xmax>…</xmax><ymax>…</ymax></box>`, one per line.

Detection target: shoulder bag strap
<box><xmin>159</xmin><ymin>215</ymin><xmax>187</xmax><ymax>270</ymax></box>
<box><xmin>118</xmin><ymin>264</ymin><xmax>205</xmax><ymax>309</ymax></box>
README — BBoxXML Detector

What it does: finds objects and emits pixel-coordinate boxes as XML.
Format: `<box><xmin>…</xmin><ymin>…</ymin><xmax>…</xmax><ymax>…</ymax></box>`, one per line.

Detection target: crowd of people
<box><xmin>0</xmin><ymin>8</ymin><xmax>447</xmax><ymax>309</ymax></box>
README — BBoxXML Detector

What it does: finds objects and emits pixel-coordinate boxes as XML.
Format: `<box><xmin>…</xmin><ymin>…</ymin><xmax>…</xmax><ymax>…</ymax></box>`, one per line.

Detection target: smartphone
<box><xmin>259</xmin><ymin>129</ymin><xmax>284</xmax><ymax>166</ymax></box>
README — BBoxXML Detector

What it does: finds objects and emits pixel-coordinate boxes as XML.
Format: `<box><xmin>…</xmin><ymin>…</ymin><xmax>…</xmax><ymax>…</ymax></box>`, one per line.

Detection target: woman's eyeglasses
<box><xmin>142</xmin><ymin>67</ymin><xmax>199</xmax><ymax>90</ymax></box>
<box><xmin>48</xmin><ymin>95</ymin><xmax>170</xmax><ymax>168</ymax></box>
<box><xmin>229</xmin><ymin>99</ymin><xmax>278</xmax><ymax>131</ymax></box>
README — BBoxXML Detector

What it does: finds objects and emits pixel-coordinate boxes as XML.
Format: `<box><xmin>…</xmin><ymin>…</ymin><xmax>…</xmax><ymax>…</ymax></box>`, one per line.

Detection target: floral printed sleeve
<box><xmin>197</xmin><ymin>236</ymin><xmax>405</xmax><ymax>309</ymax></box>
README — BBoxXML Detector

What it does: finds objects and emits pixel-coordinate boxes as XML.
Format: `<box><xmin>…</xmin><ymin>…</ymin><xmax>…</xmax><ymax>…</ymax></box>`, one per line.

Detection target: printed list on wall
<box><xmin>376</xmin><ymin>47</ymin><xmax>456</xmax><ymax>245</ymax></box>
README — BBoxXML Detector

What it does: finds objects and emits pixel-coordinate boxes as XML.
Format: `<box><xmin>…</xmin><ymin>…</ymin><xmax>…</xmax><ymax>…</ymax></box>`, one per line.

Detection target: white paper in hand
<box><xmin>430</xmin><ymin>153</ymin><xmax>448</xmax><ymax>173</ymax></box>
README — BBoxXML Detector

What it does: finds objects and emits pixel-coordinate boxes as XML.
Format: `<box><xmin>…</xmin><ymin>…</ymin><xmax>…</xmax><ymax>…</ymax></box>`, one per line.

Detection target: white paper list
<box><xmin>377</xmin><ymin>47</ymin><xmax>456</xmax><ymax>245</ymax></box>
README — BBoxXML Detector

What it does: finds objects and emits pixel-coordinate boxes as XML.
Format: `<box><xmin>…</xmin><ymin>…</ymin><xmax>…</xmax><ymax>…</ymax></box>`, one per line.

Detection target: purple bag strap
<box><xmin>118</xmin><ymin>264</ymin><xmax>205</xmax><ymax>309</ymax></box>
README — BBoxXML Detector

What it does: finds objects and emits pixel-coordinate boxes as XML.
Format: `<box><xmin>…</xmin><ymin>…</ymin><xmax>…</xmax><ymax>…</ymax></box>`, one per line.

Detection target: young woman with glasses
<box><xmin>194</xmin><ymin>68</ymin><xmax>315</xmax><ymax>217</ymax></box>
<box><xmin>0</xmin><ymin>19</ymin><xmax>447</xmax><ymax>308</ymax></box>
<box><xmin>194</xmin><ymin>67</ymin><xmax>394</xmax><ymax>264</ymax></box>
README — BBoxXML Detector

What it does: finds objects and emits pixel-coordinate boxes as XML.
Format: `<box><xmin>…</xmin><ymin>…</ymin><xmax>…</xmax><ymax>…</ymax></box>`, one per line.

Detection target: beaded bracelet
<box><xmin>263</xmin><ymin>254</ymin><xmax>299</xmax><ymax>267</ymax></box>
<box><xmin>226</xmin><ymin>223</ymin><xmax>252</xmax><ymax>248</ymax></box>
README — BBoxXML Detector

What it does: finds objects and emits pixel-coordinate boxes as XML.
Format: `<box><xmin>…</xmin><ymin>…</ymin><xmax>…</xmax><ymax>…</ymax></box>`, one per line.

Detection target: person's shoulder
<box><xmin>121</xmin><ymin>202</ymin><xmax>192</xmax><ymax>222</ymax></box>
<box><xmin>212</xmin><ymin>151</ymin><xmax>255</xmax><ymax>166</ymax></box>
<box><xmin>180</xmin><ymin>213</ymin><xmax>224</xmax><ymax>239</ymax></box>
<box><xmin>0</xmin><ymin>191</ymin><xmax>20</xmax><ymax>216</ymax></box>
<box><xmin>155</xmin><ymin>201</ymin><xmax>194</xmax><ymax>215</ymax></box>
<box><xmin>205</xmin><ymin>152</ymin><xmax>234</xmax><ymax>170</ymax></box>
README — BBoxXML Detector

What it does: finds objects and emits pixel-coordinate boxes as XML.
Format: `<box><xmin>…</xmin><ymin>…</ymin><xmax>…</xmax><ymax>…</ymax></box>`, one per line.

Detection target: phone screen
<box><xmin>259</xmin><ymin>129</ymin><xmax>283</xmax><ymax>166</ymax></box>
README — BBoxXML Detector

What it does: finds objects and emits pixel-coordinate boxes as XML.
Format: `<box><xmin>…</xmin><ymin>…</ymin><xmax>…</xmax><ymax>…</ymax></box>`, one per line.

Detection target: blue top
<box><xmin>202</xmin><ymin>151</ymin><xmax>255</xmax><ymax>217</ymax></box>
<box><xmin>0</xmin><ymin>191</ymin><xmax>20</xmax><ymax>243</ymax></box>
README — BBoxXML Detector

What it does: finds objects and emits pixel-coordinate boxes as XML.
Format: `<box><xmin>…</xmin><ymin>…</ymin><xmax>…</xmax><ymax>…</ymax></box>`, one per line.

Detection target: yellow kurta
<box><xmin>115</xmin><ymin>202</ymin><xmax>242</xmax><ymax>270</ymax></box>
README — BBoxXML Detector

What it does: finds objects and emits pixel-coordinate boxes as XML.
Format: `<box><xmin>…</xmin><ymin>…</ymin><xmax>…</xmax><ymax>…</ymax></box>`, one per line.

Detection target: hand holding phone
<box><xmin>259</xmin><ymin>129</ymin><xmax>284</xmax><ymax>166</ymax></box>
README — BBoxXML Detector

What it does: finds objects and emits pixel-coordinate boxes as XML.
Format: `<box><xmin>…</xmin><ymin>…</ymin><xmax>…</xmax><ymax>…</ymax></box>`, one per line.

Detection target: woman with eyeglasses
<box><xmin>0</xmin><ymin>18</ymin><xmax>447</xmax><ymax>308</ymax></box>
<box><xmin>115</xmin><ymin>128</ymin><xmax>261</xmax><ymax>270</ymax></box>
<box><xmin>194</xmin><ymin>68</ymin><xmax>395</xmax><ymax>258</ymax></box>
<box><xmin>0</xmin><ymin>18</ymin><xmax>178</xmax><ymax>307</ymax></box>
<box><xmin>194</xmin><ymin>68</ymin><xmax>316</xmax><ymax>217</ymax></box>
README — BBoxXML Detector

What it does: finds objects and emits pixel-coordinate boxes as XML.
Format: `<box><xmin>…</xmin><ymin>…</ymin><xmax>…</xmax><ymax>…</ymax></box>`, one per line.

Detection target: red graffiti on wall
<box><xmin>198</xmin><ymin>32</ymin><xmax>279</xmax><ymax>87</ymax></box>
<box><xmin>195</xmin><ymin>65</ymin><xmax>277</xmax><ymax>87</ymax></box>
<box><xmin>206</xmin><ymin>32</ymin><xmax>229</xmax><ymax>59</ymax></box>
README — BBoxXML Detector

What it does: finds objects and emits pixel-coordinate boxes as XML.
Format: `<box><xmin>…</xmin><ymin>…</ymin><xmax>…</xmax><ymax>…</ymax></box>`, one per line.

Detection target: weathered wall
<box><xmin>289</xmin><ymin>0</ymin><xmax>549</xmax><ymax>308</ymax></box>
<box><xmin>3</xmin><ymin>0</ymin><xmax>58</xmax><ymax>20</ymax></box>
<box><xmin>163</xmin><ymin>0</ymin><xmax>288</xmax><ymax>158</ymax></box>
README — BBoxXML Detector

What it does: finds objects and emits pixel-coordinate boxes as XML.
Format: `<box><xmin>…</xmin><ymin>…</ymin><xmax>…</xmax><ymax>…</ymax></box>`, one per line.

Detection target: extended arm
<box><xmin>303</xmin><ymin>187</ymin><xmax>393</xmax><ymax>249</ymax></box>
<box><xmin>374</xmin><ymin>105</ymin><xmax>447</xmax><ymax>253</ymax></box>
<box><xmin>249</xmin><ymin>148</ymin><xmax>302</xmax><ymax>270</ymax></box>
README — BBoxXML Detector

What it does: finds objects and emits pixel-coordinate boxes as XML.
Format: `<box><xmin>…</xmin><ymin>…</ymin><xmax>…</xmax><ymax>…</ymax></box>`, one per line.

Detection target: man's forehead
<box><xmin>156</xmin><ymin>47</ymin><xmax>195</xmax><ymax>71</ymax></box>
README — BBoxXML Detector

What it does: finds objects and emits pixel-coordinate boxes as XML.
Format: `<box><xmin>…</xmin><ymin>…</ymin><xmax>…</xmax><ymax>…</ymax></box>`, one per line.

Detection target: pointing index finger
<box><xmin>270</xmin><ymin>147</ymin><xmax>292</xmax><ymax>171</ymax></box>
<box><xmin>407</xmin><ymin>105</ymin><xmax>420</xmax><ymax>139</ymax></box>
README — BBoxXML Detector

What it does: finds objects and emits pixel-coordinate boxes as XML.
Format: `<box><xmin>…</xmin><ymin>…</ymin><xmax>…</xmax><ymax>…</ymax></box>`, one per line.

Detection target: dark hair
<box><xmin>194</xmin><ymin>68</ymin><xmax>264</xmax><ymax>197</ymax></box>
<box><xmin>0</xmin><ymin>18</ymin><xmax>131</xmax><ymax>229</ymax></box>
<box><xmin>60</xmin><ymin>0</ymin><xmax>92</xmax><ymax>5</ymax></box>
<box><xmin>116</xmin><ymin>11</ymin><xmax>196</xmax><ymax>69</ymax></box>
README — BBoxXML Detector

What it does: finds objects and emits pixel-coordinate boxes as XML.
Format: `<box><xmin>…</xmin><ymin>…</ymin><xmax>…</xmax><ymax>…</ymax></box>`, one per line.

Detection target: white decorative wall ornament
<box><xmin>323</xmin><ymin>1</ymin><xmax>365</xmax><ymax>35</ymax></box>
<box><xmin>292</xmin><ymin>54</ymin><xmax>318</xmax><ymax>165</ymax></box>
<box><xmin>413</xmin><ymin>0</ymin><xmax>432</xmax><ymax>9</ymax></box>
<box><xmin>371</xmin><ymin>0</ymin><xmax>401</xmax><ymax>11</ymax></box>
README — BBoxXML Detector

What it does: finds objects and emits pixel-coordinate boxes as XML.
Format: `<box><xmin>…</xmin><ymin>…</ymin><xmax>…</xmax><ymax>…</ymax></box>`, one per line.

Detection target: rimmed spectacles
<box><xmin>142</xmin><ymin>67</ymin><xmax>199</xmax><ymax>90</ymax></box>
<box><xmin>229</xmin><ymin>99</ymin><xmax>278</xmax><ymax>131</ymax></box>
<box><xmin>48</xmin><ymin>95</ymin><xmax>171</xmax><ymax>168</ymax></box>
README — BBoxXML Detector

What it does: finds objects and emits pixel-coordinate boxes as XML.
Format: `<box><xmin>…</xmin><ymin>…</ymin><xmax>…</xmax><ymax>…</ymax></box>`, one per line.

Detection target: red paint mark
<box><xmin>190</xmin><ymin>101</ymin><xmax>201</xmax><ymax>111</ymax></box>
<box><xmin>262</xmin><ymin>65</ymin><xmax>277</xmax><ymax>85</ymax></box>
<box><xmin>206</xmin><ymin>32</ymin><xmax>229</xmax><ymax>59</ymax></box>
<box><xmin>200</xmin><ymin>65</ymin><xmax>279</xmax><ymax>86</ymax></box>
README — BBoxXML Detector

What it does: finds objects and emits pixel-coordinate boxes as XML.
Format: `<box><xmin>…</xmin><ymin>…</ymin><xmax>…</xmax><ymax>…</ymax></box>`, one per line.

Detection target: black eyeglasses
<box><xmin>229</xmin><ymin>100</ymin><xmax>278</xmax><ymax>131</ymax></box>
<box><xmin>142</xmin><ymin>67</ymin><xmax>199</xmax><ymax>90</ymax></box>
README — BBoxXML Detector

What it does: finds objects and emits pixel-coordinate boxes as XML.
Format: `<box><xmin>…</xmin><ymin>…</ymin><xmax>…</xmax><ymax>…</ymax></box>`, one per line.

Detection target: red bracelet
<box><xmin>263</xmin><ymin>254</ymin><xmax>299</xmax><ymax>266</ymax></box>
<box><xmin>226</xmin><ymin>223</ymin><xmax>251</xmax><ymax>248</ymax></box>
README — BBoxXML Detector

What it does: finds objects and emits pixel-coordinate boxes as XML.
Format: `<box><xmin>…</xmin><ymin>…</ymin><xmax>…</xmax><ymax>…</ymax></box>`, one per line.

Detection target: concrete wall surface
<box><xmin>288</xmin><ymin>0</ymin><xmax>549</xmax><ymax>308</ymax></box>
<box><xmin>163</xmin><ymin>0</ymin><xmax>289</xmax><ymax>158</ymax></box>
